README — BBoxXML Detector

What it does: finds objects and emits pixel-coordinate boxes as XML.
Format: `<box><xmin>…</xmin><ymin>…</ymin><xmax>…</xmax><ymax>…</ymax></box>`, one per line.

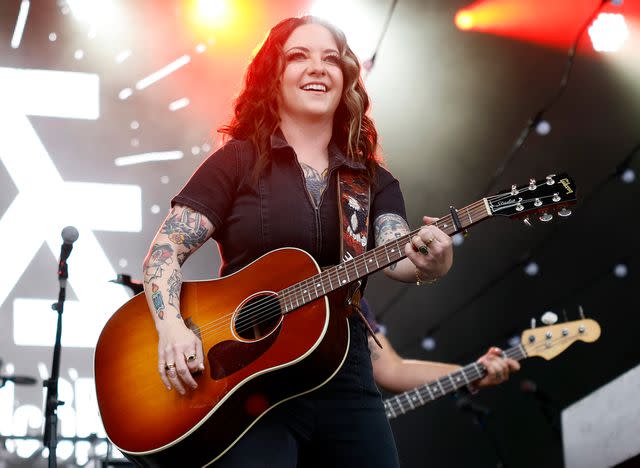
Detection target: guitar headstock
<box><xmin>521</xmin><ymin>318</ymin><xmax>600</xmax><ymax>360</ymax></box>
<box><xmin>487</xmin><ymin>173</ymin><xmax>577</xmax><ymax>224</ymax></box>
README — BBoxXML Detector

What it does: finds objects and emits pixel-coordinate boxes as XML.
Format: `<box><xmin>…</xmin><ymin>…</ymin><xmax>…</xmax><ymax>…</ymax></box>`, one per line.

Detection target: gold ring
<box><xmin>425</xmin><ymin>237</ymin><xmax>434</xmax><ymax>246</ymax></box>
<box><xmin>165</xmin><ymin>363</ymin><xmax>176</xmax><ymax>370</ymax></box>
<box><xmin>186</xmin><ymin>354</ymin><xmax>197</xmax><ymax>363</ymax></box>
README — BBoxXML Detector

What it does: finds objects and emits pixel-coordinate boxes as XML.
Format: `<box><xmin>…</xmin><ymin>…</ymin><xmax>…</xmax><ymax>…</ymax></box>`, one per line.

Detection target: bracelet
<box><xmin>415</xmin><ymin>268</ymin><xmax>438</xmax><ymax>286</ymax></box>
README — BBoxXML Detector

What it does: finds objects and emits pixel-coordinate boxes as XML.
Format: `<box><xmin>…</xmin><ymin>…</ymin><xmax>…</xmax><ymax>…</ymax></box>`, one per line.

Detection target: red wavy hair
<box><xmin>219</xmin><ymin>16</ymin><xmax>381</xmax><ymax>182</ymax></box>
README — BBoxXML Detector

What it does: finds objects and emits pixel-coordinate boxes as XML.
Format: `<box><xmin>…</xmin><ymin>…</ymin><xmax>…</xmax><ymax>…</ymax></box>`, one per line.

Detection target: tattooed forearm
<box><xmin>167</xmin><ymin>269</ymin><xmax>183</xmax><ymax>309</ymax></box>
<box><xmin>150</xmin><ymin>283</ymin><xmax>166</xmax><ymax>319</ymax></box>
<box><xmin>300</xmin><ymin>162</ymin><xmax>328</xmax><ymax>207</ymax></box>
<box><xmin>143</xmin><ymin>243</ymin><xmax>175</xmax><ymax>283</ymax></box>
<box><xmin>374</xmin><ymin>213</ymin><xmax>410</xmax><ymax>271</ymax></box>
<box><xmin>374</xmin><ymin>213</ymin><xmax>410</xmax><ymax>246</ymax></box>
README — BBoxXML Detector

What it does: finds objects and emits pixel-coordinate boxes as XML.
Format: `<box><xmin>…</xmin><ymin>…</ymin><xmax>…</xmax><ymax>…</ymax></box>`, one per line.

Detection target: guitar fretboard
<box><xmin>279</xmin><ymin>199</ymin><xmax>491</xmax><ymax>312</ymax></box>
<box><xmin>384</xmin><ymin>345</ymin><xmax>527</xmax><ymax>419</ymax></box>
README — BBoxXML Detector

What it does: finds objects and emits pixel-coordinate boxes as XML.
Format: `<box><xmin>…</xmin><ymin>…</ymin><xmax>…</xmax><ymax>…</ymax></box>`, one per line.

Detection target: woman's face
<box><xmin>278</xmin><ymin>23</ymin><xmax>344</xmax><ymax>123</ymax></box>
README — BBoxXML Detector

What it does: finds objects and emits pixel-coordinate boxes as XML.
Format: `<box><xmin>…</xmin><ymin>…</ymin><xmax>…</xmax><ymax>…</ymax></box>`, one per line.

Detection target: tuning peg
<box><xmin>546</xmin><ymin>174</ymin><xmax>556</xmax><ymax>185</ymax></box>
<box><xmin>541</xmin><ymin>311</ymin><xmax>558</xmax><ymax>325</ymax></box>
<box><xmin>552</xmin><ymin>193</ymin><xmax>561</xmax><ymax>202</ymax></box>
<box><xmin>529</xmin><ymin>178</ymin><xmax>537</xmax><ymax>190</ymax></box>
<box><xmin>511</xmin><ymin>184</ymin><xmax>518</xmax><ymax>195</ymax></box>
<box><xmin>523</xmin><ymin>217</ymin><xmax>532</xmax><ymax>227</ymax></box>
<box><xmin>534</xmin><ymin>198</ymin><xmax>542</xmax><ymax>207</ymax></box>
<box><xmin>578</xmin><ymin>305</ymin><xmax>585</xmax><ymax>319</ymax></box>
<box><xmin>530</xmin><ymin>317</ymin><xmax>536</xmax><ymax>328</ymax></box>
<box><xmin>539</xmin><ymin>212</ymin><xmax>553</xmax><ymax>222</ymax></box>
<box><xmin>558</xmin><ymin>208</ymin><xmax>572</xmax><ymax>217</ymax></box>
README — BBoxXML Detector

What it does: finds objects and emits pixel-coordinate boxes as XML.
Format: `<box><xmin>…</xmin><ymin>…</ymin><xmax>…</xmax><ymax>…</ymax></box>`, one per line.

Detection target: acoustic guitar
<box><xmin>94</xmin><ymin>173</ymin><xmax>577</xmax><ymax>467</ymax></box>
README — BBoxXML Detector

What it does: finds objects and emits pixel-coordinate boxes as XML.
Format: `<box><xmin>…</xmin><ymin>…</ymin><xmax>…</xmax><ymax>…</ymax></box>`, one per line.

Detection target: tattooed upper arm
<box><xmin>374</xmin><ymin>213</ymin><xmax>410</xmax><ymax>247</ymax></box>
<box><xmin>159</xmin><ymin>204</ymin><xmax>215</xmax><ymax>266</ymax></box>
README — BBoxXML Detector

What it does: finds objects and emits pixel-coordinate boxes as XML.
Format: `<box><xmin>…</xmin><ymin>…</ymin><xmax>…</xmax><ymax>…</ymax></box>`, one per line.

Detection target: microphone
<box><xmin>58</xmin><ymin>226</ymin><xmax>79</xmax><ymax>287</ymax></box>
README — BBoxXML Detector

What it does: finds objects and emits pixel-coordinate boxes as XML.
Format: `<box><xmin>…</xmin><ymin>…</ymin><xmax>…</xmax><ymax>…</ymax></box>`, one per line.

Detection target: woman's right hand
<box><xmin>157</xmin><ymin>320</ymin><xmax>205</xmax><ymax>395</ymax></box>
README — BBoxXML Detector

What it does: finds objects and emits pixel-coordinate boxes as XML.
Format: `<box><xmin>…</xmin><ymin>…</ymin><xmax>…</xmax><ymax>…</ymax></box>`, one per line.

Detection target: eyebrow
<box><xmin>285</xmin><ymin>46</ymin><xmax>339</xmax><ymax>55</ymax></box>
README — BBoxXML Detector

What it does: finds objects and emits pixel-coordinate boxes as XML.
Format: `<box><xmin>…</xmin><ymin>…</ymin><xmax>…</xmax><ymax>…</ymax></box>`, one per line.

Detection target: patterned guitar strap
<box><xmin>337</xmin><ymin>168</ymin><xmax>383</xmax><ymax>348</ymax></box>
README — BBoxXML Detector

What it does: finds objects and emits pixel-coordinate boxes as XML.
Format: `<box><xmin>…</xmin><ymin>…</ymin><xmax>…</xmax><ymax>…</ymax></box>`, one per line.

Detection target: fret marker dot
<box><xmin>342</xmin><ymin>280</ymin><xmax>346</xmax><ymax>284</ymax></box>
<box><xmin>303</xmin><ymin>290</ymin><xmax>307</xmax><ymax>294</ymax></box>
<box><xmin>316</xmin><ymin>284</ymin><xmax>320</xmax><ymax>287</ymax></box>
<box><xmin>391</xmin><ymin>249</ymin><xmax>395</xmax><ymax>252</ymax></box>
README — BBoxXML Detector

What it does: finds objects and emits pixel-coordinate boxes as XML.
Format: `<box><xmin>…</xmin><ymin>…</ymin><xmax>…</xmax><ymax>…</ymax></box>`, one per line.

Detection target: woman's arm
<box><xmin>142</xmin><ymin>203</ymin><xmax>215</xmax><ymax>394</ymax></box>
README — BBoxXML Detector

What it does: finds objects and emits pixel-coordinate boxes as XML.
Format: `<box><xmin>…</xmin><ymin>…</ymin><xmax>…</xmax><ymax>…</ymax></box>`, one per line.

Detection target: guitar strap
<box><xmin>337</xmin><ymin>168</ymin><xmax>382</xmax><ymax>348</ymax></box>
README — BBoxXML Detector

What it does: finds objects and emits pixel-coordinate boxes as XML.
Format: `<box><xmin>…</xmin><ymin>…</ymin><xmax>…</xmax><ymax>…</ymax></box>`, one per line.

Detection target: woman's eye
<box><xmin>286</xmin><ymin>52</ymin><xmax>306</xmax><ymax>61</ymax></box>
<box><xmin>324</xmin><ymin>55</ymin><xmax>340</xmax><ymax>64</ymax></box>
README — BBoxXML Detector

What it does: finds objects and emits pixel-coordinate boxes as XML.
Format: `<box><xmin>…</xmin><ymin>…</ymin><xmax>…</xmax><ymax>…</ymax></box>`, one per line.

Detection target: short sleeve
<box><xmin>171</xmin><ymin>142</ymin><xmax>240</xmax><ymax>230</ymax></box>
<box><xmin>371</xmin><ymin>165</ymin><xmax>407</xmax><ymax>223</ymax></box>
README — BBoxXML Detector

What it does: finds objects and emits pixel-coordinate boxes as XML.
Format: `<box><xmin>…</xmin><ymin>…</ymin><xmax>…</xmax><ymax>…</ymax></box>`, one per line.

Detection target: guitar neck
<box><xmin>384</xmin><ymin>344</ymin><xmax>528</xmax><ymax>419</ymax></box>
<box><xmin>279</xmin><ymin>199</ymin><xmax>492</xmax><ymax>313</ymax></box>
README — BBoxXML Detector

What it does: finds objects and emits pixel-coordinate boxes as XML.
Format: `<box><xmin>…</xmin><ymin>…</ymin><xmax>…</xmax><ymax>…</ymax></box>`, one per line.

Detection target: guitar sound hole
<box><xmin>235</xmin><ymin>294</ymin><xmax>282</xmax><ymax>340</ymax></box>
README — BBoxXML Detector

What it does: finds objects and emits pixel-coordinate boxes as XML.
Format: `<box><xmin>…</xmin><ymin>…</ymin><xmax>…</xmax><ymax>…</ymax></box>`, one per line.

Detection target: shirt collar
<box><xmin>270</xmin><ymin>128</ymin><xmax>366</xmax><ymax>171</ymax></box>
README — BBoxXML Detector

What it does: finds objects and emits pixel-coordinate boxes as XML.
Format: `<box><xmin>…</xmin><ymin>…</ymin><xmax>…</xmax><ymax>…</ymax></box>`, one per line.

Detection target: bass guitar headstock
<box><xmin>521</xmin><ymin>312</ymin><xmax>600</xmax><ymax>361</ymax></box>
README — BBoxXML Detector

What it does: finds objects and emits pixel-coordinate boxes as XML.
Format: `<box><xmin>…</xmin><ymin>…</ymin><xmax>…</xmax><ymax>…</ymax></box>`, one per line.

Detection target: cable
<box><xmin>362</xmin><ymin>0</ymin><xmax>399</xmax><ymax>77</ymax></box>
<box><xmin>481</xmin><ymin>0</ymin><xmax>609</xmax><ymax>196</ymax></box>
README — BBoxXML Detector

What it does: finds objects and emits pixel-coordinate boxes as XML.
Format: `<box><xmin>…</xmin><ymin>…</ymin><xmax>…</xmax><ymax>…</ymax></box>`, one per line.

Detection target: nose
<box><xmin>307</xmin><ymin>54</ymin><xmax>326</xmax><ymax>76</ymax></box>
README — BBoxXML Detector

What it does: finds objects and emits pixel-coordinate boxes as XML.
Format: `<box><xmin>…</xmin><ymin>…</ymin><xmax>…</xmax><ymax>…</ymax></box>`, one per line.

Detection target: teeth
<box><xmin>302</xmin><ymin>84</ymin><xmax>327</xmax><ymax>92</ymax></box>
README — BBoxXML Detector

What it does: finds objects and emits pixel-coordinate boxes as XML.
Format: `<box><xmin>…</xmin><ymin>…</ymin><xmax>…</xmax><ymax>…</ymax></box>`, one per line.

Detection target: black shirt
<box><xmin>172</xmin><ymin>132</ymin><xmax>407</xmax><ymax>278</ymax></box>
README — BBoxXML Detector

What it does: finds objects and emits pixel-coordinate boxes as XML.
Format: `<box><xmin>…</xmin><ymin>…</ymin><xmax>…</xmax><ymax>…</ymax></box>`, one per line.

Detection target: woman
<box><xmin>143</xmin><ymin>15</ymin><xmax>453</xmax><ymax>467</ymax></box>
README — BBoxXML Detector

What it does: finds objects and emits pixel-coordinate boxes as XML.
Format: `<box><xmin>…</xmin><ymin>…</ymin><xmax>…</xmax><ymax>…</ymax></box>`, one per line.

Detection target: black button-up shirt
<box><xmin>172</xmin><ymin>133</ymin><xmax>406</xmax><ymax>278</ymax></box>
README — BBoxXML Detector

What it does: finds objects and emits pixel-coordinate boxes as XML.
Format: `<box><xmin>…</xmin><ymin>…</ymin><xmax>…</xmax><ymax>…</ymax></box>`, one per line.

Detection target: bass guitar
<box><xmin>94</xmin><ymin>173</ymin><xmax>577</xmax><ymax>467</ymax></box>
<box><xmin>384</xmin><ymin>316</ymin><xmax>600</xmax><ymax>419</ymax></box>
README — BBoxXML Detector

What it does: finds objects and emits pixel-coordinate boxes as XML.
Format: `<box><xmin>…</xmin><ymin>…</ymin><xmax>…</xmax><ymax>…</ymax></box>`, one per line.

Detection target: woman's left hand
<box><xmin>404</xmin><ymin>216</ymin><xmax>453</xmax><ymax>282</ymax></box>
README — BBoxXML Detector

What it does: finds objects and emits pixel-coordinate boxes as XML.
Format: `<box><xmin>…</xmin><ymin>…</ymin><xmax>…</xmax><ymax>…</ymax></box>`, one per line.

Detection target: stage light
<box><xmin>118</xmin><ymin>88</ymin><xmax>132</xmax><ymax>100</ymax></box>
<box><xmin>535</xmin><ymin>120</ymin><xmax>551</xmax><ymax>136</ymax></box>
<box><xmin>588</xmin><ymin>13</ymin><xmax>629</xmax><ymax>53</ymax></box>
<box><xmin>507</xmin><ymin>335</ymin><xmax>520</xmax><ymax>347</ymax></box>
<box><xmin>310</xmin><ymin>0</ymin><xmax>380</xmax><ymax>61</ymax></box>
<box><xmin>197</xmin><ymin>0</ymin><xmax>228</xmax><ymax>23</ymax></box>
<box><xmin>455</xmin><ymin>10</ymin><xmax>474</xmax><ymax>31</ymax></box>
<box><xmin>452</xmin><ymin>232</ymin><xmax>465</xmax><ymax>246</ymax></box>
<box><xmin>421</xmin><ymin>337</ymin><xmax>436</xmax><ymax>351</ymax></box>
<box><xmin>524</xmin><ymin>261</ymin><xmax>539</xmax><ymax>276</ymax></box>
<box><xmin>613</xmin><ymin>263</ymin><xmax>628</xmax><ymax>278</ymax></box>
<box><xmin>621</xmin><ymin>168</ymin><xmax>635</xmax><ymax>184</ymax></box>
<box><xmin>168</xmin><ymin>97</ymin><xmax>190</xmax><ymax>112</ymax></box>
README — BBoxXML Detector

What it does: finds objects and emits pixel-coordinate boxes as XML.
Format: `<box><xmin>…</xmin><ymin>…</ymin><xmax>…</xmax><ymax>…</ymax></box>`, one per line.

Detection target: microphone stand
<box><xmin>456</xmin><ymin>395</ymin><xmax>508</xmax><ymax>468</ymax></box>
<box><xmin>43</xmin><ymin>255</ymin><xmax>69</xmax><ymax>467</ymax></box>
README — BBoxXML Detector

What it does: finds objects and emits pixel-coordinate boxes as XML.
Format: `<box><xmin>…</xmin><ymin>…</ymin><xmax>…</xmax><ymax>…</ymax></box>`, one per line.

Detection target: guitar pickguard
<box><xmin>207</xmin><ymin>326</ymin><xmax>282</xmax><ymax>380</ymax></box>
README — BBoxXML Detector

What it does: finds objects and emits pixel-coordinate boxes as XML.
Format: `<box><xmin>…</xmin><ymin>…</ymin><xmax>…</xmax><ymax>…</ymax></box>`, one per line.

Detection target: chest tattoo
<box><xmin>300</xmin><ymin>162</ymin><xmax>328</xmax><ymax>208</ymax></box>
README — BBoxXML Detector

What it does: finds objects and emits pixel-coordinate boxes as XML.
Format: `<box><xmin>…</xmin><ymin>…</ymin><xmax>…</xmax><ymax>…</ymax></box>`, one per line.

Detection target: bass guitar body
<box><xmin>94</xmin><ymin>248</ymin><xmax>350</xmax><ymax>467</ymax></box>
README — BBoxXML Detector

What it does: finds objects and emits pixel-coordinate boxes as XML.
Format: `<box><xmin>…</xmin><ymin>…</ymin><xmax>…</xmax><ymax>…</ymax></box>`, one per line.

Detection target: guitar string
<box><xmin>185</xmin><ymin>194</ymin><xmax>554</xmax><ymax>341</ymax></box>
<box><xmin>384</xmin><ymin>346</ymin><xmax>525</xmax><ymax>413</ymax></box>
<box><xmin>182</xmin><ymin>190</ymin><xmax>570</xmax><ymax>341</ymax></box>
<box><xmin>187</xmin><ymin>201</ymin><xmax>490</xmax><ymax>339</ymax></box>
<box><xmin>189</xmin><ymin>197</ymin><xmax>546</xmax><ymax>342</ymax></box>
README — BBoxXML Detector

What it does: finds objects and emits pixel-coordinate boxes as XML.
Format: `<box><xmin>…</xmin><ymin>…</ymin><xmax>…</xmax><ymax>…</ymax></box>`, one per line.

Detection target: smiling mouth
<box><xmin>300</xmin><ymin>83</ymin><xmax>328</xmax><ymax>92</ymax></box>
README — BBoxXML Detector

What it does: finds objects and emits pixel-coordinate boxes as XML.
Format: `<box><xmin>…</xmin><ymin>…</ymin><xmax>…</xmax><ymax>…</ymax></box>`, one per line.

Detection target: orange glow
<box><xmin>455</xmin><ymin>11</ymin><xmax>474</xmax><ymax>31</ymax></box>
<box><xmin>185</xmin><ymin>0</ymin><xmax>264</xmax><ymax>47</ymax></box>
<box><xmin>452</xmin><ymin>0</ymin><xmax>635</xmax><ymax>51</ymax></box>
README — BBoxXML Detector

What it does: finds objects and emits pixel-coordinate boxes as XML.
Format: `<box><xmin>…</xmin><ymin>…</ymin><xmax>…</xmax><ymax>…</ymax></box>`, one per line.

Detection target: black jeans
<box><xmin>214</xmin><ymin>317</ymin><xmax>400</xmax><ymax>467</ymax></box>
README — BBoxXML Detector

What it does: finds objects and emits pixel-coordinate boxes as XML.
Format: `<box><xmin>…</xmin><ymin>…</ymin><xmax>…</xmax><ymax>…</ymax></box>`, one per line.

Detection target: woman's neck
<box><xmin>279</xmin><ymin>114</ymin><xmax>332</xmax><ymax>161</ymax></box>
